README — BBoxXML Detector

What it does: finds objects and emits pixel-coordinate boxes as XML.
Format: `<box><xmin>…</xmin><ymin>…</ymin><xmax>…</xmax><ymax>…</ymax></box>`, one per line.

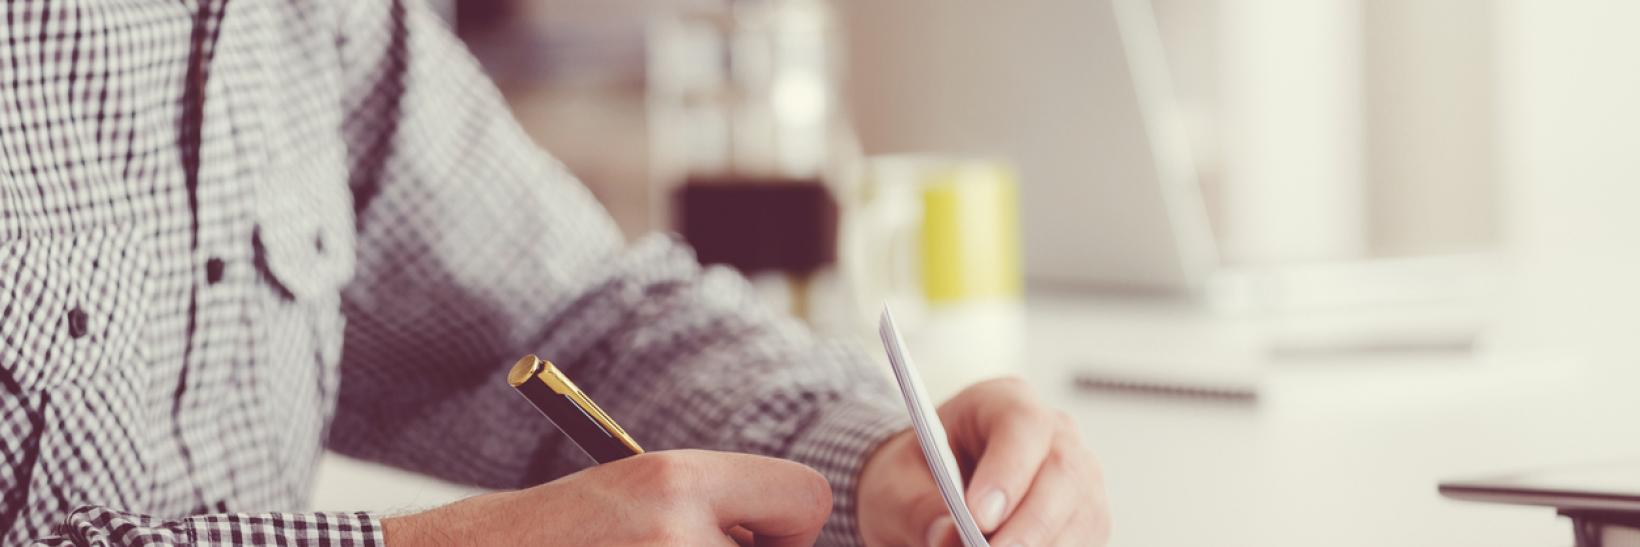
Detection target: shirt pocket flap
<box><xmin>252</xmin><ymin>174</ymin><xmax>356</xmax><ymax>303</ymax></box>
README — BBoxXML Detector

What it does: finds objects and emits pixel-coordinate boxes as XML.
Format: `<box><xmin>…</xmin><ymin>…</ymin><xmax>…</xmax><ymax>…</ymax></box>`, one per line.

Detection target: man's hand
<box><xmin>381</xmin><ymin>449</ymin><xmax>832</xmax><ymax>546</ymax></box>
<box><xmin>858</xmin><ymin>378</ymin><xmax>1110</xmax><ymax>547</ymax></box>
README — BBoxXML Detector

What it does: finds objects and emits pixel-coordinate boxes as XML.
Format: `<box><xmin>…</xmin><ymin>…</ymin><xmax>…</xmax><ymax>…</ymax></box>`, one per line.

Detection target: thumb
<box><xmin>866</xmin><ymin>431</ymin><xmax>959</xmax><ymax>547</ymax></box>
<box><xmin>913</xmin><ymin>498</ymin><xmax>964</xmax><ymax>547</ymax></box>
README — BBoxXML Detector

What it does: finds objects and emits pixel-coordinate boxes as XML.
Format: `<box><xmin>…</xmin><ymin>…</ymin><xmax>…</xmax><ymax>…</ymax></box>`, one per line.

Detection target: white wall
<box><xmin>1124</xmin><ymin>1</ymin><xmax>1506</xmax><ymax>265</ymax></box>
<box><xmin>1364</xmin><ymin>0</ymin><xmax>1499</xmax><ymax>257</ymax></box>
<box><xmin>1491</xmin><ymin>0</ymin><xmax>1640</xmax><ymax>371</ymax></box>
<box><xmin>1217</xmin><ymin>0</ymin><xmax>1366</xmax><ymax>265</ymax></box>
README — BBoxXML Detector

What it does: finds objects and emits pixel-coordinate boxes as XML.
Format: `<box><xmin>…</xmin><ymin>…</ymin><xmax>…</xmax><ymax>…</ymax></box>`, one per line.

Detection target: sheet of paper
<box><xmin>879</xmin><ymin>306</ymin><xmax>991</xmax><ymax>547</ymax></box>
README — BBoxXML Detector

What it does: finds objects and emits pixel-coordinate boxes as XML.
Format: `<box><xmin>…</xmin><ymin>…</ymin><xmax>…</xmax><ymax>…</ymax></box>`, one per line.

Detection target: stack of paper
<box><xmin>879</xmin><ymin>306</ymin><xmax>991</xmax><ymax>547</ymax></box>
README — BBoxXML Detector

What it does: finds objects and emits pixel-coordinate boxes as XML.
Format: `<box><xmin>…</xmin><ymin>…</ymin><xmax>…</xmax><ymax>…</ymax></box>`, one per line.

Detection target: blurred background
<box><xmin>316</xmin><ymin>1</ymin><xmax>1640</xmax><ymax>545</ymax></box>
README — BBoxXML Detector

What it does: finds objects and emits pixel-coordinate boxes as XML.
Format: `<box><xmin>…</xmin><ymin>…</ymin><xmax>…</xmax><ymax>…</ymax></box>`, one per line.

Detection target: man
<box><xmin>0</xmin><ymin>1</ymin><xmax>1108</xmax><ymax>545</ymax></box>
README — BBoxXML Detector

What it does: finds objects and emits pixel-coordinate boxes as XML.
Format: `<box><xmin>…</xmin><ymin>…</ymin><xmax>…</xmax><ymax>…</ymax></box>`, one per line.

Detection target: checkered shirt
<box><xmin>0</xmin><ymin>0</ymin><xmax>909</xmax><ymax>545</ymax></box>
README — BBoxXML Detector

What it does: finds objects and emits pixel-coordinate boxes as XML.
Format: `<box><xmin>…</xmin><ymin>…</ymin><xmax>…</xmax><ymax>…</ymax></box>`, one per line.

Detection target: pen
<box><xmin>507</xmin><ymin>354</ymin><xmax>644</xmax><ymax>464</ymax></box>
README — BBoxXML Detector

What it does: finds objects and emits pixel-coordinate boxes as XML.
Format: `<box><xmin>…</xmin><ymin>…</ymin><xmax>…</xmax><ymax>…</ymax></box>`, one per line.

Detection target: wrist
<box><xmin>858</xmin><ymin>428</ymin><xmax>914</xmax><ymax>506</ymax></box>
<box><xmin>781</xmin><ymin>398</ymin><xmax>911</xmax><ymax>546</ymax></box>
<box><xmin>381</xmin><ymin>500</ymin><xmax>478</xmax><ymax>547</ymax></box>
<box><xmin>855</xmin><ymin>428</ymin><xmax>921</xmax><ymax>544</ymax></box>
<box><xmin>381</xmin><ymin>514</ymin><xmax>431</xmax><ymax>547</ymax></box>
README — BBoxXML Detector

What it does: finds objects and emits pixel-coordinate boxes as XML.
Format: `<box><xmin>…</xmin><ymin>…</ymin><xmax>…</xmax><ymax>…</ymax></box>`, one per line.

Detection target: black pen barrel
<box><xmin>508</xmin><ymin>354</ymin><xmax>644</xmax><ymax>465</ymax></box>
<box><xmin>511</xmin><ymin>377</ymin><xmax>639</xmax><ymax>464</ymax></box>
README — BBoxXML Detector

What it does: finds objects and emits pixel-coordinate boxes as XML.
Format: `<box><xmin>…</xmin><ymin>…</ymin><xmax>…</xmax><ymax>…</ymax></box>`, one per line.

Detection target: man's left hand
<box><xmin>857</xmin><ymin>378</ymin><xmax>1110</xmax><ymax>547</ymax></box>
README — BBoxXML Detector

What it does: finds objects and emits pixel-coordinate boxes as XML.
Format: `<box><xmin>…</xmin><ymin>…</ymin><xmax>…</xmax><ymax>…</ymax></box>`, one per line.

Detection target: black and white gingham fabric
<box><xmin>0</xmin><ymin>1</ymin><xmax>909</xmax><ymax>545</ymax></box>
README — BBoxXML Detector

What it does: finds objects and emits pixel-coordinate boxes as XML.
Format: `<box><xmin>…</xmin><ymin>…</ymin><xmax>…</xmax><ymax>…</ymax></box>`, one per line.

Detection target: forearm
<box><xmin>519</xmin><ymin>236</ymin><xmax>911</xmax><ymax>545</ymax></box>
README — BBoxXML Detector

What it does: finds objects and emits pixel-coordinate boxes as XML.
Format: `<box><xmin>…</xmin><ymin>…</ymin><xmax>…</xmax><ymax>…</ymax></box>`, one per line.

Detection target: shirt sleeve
<box><xmin>324</xmin><ymin>2</ymin><xmax>909</xmax><ymax>545</ymax></box>
<box><xmin>32</xmin><ymin>507</ymin><xmax>382</xmax><ymax>547</ymax></box>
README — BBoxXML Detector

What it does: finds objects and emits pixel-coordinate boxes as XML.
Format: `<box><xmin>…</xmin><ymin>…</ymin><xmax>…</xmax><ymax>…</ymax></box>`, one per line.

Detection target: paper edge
<box><xmin>879</xmin><ymin>305</ymin><xmax>992</xmax><ymax>547</ymax></box>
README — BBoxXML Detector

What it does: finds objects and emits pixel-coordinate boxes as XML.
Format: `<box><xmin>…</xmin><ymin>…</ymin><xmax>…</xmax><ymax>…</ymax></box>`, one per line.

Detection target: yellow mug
<box><xmin>846</xmin><ymin>156</ymin><xmax>1023</xmax><ymax>320</ymax></box>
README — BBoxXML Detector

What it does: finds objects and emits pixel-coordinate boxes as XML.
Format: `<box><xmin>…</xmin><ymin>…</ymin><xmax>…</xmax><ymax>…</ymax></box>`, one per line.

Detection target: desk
<box><xmin>312</xmin><ymin>293</ymin><xmax>1640</xmax><ymax>546</ymax></box>
<box><xmin>1014</xmin><ymin>293</ymin><xmax>1640</xmax><ymax>547</ymax></box>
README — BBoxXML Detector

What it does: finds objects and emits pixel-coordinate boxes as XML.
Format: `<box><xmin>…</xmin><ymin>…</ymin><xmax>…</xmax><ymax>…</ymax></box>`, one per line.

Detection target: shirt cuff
<box><xmin>784</xmin><ymin>397</ymin><xmax>912</xmax><ymax>547</ymax></box>
<box><xmin>182</xmin><ymin>511</ymin><xmax>386</xmax><ymax>546</ymax></box>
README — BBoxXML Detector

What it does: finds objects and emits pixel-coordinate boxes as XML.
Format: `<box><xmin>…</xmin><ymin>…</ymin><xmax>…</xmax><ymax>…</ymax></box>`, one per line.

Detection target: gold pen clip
<box><xmin>509</xmin><ymin>355</ymin><xmax>644</xmax><ymax>455</ymax></box>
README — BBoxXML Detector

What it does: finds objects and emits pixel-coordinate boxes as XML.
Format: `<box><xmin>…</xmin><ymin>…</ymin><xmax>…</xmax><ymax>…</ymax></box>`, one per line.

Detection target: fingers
<box><xmin>962</xmin><ymin>408</ymin><xmax>1056</xmax><ymax>532</ymax></box>
<box><xmin>934</xmin><ymin>378</ymin><xmax>1111</xmax><ymax>546</ymax></box>
<box><xmin>926</xmin><ymin>515</ymin><xmax>959</xmax><ymax>547</ymax></box>
<box><xmin>940</xmin><ymin>378</ymin><xmax>1057</xmax><ymax>533</ymax></box>
<box><xmin>1053</xmin><ymin>497</ymin><xmax>1112</xmax><ymax>547</ymax></box>
<box><xmin>726</xmin><ymin>525</ymin><xmax>754</xmax><ymax>546</ymax></box>
<box><xmin>912</xmin><ymin>492</ymin><xmax>962</xmax><ymax>547</ymax></box>
<box><xmin>990</xmin><ymin>433</ymin><xmax>1111</xmax><ymax>547</ymax></box>
<box><xmin>986</xmin><ymin>438</ymin><xmax>1083</xmax><ymax>547</ymax></box>
<box><xmin>1070</xmin><ymin>504</ymin><xmax>1113</xmax><ymax>547</ymax></box>
<box><xmin>639</xmin><ymin>450</ymin><xmax>832</xmax><ymax>547</ymax></box>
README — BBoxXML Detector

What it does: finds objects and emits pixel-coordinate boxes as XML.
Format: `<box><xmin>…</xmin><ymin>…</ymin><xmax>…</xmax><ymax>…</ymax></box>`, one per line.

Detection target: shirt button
<box><xmin>314</xmin><ymin>233</ymin><xmax>326</xmax><ymax>255</ymax></box>
<box><xmin>66</xmin><ymin>307</ymin><xmax>89</xmax><ymax>338</ymax></box>
<box><xmin>205</xmin><ymin>257</ymin><xmax>226</xmax><ymax>284</ymax></box>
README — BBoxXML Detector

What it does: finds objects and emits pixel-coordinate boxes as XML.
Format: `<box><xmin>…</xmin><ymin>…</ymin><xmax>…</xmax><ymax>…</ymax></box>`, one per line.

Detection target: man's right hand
<box><xmin>381</xmin><ymin>449</ymin><xmax>833</xmax><ymax>546</ymax></box>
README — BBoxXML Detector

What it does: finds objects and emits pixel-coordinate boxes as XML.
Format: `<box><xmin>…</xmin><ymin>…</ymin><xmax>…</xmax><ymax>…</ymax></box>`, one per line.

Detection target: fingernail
<box><xmin>926</xmin><ymin>515</ymin><xmax>954</xmax><ymax>547</ymax></box>
<box><xmin>978</xmin><ymin>489</ymin><xmax>1008</xmax><ymax>529</ymax></box>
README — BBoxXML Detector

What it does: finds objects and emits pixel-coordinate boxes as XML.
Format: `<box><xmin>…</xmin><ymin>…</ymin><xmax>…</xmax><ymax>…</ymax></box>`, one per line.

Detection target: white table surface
<box><xmin>1015</xmin><ymin>294</ymin><xmax>1640</xmax><ymax>547</ymax></box>
<box><xmin>313</xmin><ymin>292</ymin><xmax>1640</xmax><ymax>546</ymax></box>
